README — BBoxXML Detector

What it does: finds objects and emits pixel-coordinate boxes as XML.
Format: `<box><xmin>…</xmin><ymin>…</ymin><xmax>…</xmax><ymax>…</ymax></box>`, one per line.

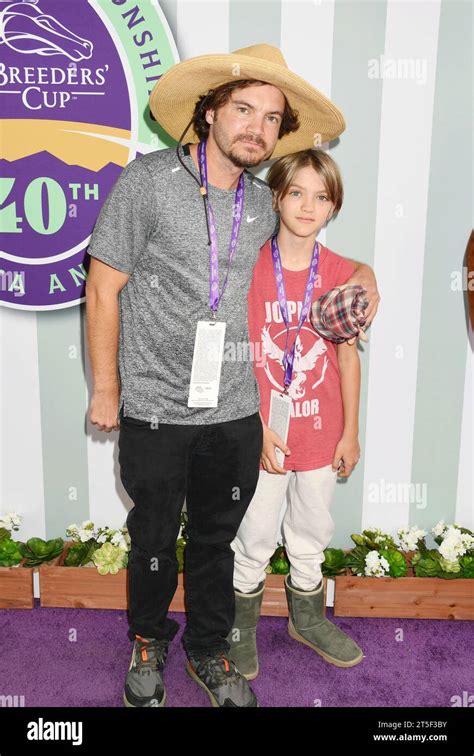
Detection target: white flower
<box><xmin>398</xmin><ymin>526</ymin><xmax>426</xmax><ymax>551</ymax></box>
<box><xmin>0</xmin><ymin>512</ymin><xmax>22</xmax><ymax>532</ymax></box>
<box><xmin>9</xmin><ymin>513</ymin><xmax>22</xmax><ymax>528</ymax></box>
<box><xmin>432</xmin><ymin>522</ymin><xmax>472</xmax><ymax>565</ymax></box>
<box><xmin>462</xmin><ymin>533</ymin><xmax>474</xmax><ymax>550</ymax></box>
<box><xmin>78</xmin><ymin>528</ymin><xmax>94</xmax><ymax>543</ymax></box>
<box><xmin>106</xmin><ymin>530</ymin><xmax>128</xmax><ymax>551</ymax></box>
<box><xmin>364</xmin><ymin>550</ymin><xmax>390</xmax><ymax>577</ymax></box>
<box><xmin>438</xmin><ymin>526</ymin><xmax>472</xmax><ymax>561</ymax></box>
<box><xmin>439</xmin><ymin>544</ymin><xmax>457</xmax><ymax>562</ymax></box>
<box><xmin>369</xmin><ymin>527</ymin><xmax>383</xmax><ymax>537</ymax></box>
<box><xmin>369</xmin><ymin>528</ymin><xmax>393</xmax><ymax>547</ymax></box>
<box><xmin>66</xmin><ymin>524</ymin><xmax>81</xmax><ymax>541</ymax></box>
<box><xmin>430</xmin><ymin>522</ymin><xmax>473</xmax><ymax>560</ymax></box>
<box><xmin>431</xmin><ymin>520</ymin><xmax>447</xmax><ymax>537</ymax></box>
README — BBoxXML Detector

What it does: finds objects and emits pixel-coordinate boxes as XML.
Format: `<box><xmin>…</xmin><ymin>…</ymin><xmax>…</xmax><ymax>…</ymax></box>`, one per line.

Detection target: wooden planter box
<box><xmin>0</xmin><ymin>560</ymin><xmax>35</xmax><ymax>608</ymax></box>
<box><xmin>37</xmin><ymin>541</ymin><xmax>474</xmax><ymax>620</ymax></box>
<box><xmin>39</xmin><ymin>542</ymin><xmax>325</xmax><ymax>615</ymax></box>
<box><xmin>334</xmin><ymin>551</ymin><xmax>473</xmax><ymax>620</ymax></box>
<box><xmin>40</xmin><ymin>541</ymin><xmax>128</xmax><ymax>609</ymax></box>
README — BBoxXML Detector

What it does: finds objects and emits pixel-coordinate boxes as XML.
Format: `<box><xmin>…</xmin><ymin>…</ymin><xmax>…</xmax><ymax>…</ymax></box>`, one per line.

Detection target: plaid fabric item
<box><xmin>310</xmin><ymin>284</ymin><xmax>369</xmax><ymax>344</ymax></box>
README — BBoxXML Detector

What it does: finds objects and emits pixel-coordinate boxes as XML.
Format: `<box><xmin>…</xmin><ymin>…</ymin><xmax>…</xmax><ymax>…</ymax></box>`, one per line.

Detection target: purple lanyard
<box><xmin>197</xmin><ymin>139</ymin><xmax>245</xmax><ymax>316</ymax></box>
<box><xmin>271</xmin><ymin>234</ymin><xmax>320</xmax><ymax>392</ymax></box>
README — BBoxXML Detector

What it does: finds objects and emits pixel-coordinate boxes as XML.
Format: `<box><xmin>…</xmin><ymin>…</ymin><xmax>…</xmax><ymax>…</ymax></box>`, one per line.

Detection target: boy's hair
<box><xmin>266</xmin><ymin>148</ymin><xmax>343</xmax><ymax>215</ymax></box>
<box><xmin>191</xmin><ymin>79</ymin><xmax>300</xmax><ymax>141</ymax></box>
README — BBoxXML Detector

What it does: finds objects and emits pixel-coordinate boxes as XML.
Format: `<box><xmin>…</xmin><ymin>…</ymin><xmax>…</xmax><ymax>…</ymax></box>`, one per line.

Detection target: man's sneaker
<box><xmin>186</xmin><ymin>650</ymin><xmax>258</xmax><ymax>707</ymax></box>
<box><xmin>123</xmin><ymin>634</ymin><xmax>169</xmax><ymax>707</ymax></box>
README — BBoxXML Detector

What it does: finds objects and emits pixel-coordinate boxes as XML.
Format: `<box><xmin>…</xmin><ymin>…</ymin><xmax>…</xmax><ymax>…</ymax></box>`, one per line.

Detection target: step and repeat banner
<box><xmin>0</xmin><ymin>1</ymin><xmax>472</xmax><ymax>552</ymax></box>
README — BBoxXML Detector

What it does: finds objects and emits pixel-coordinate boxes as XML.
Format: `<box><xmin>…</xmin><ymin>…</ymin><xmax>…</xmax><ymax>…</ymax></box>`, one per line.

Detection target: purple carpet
<box><xmin>0</xmin><ymin>600</ymin><xmax>471</xmax><ymax>707</ymax></box>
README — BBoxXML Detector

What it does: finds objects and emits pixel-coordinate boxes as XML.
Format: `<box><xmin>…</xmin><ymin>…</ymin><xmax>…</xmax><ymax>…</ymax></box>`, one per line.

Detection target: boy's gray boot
<box><xmin>285</xmin><ymin>574</ymin><xmax>364</xmax><ymax>667</ymax></box>
<box><xmin>226</xmin><ymin>580</ymin><xmax>265</xmax><ymax>680</ymax></box>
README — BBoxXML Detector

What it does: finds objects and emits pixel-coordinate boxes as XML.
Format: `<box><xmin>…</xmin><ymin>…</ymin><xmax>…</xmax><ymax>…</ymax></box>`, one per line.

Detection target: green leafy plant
<box><xmin>91</xmin><ymin>543</ymin><xmax>127</xmax><ymax>575</ymax></box>
<box><xmin>64</xmin><ymin>520</ymin><xmax>130</xmax><ymax>571</ymax></box>
<box><xmin>345</xmin><ymin>532</ymin><xmax>409</xmax><ymax>578</ymax></box>
<box><xmin>176</xmin><ymin>511</ymin><xmax>188</xmax><ymax>573</ymax></box>
<box><xmin>459</xmin><ymin>555</ymin><xmax>474</xmax><ymax>579</ymax></box>
<box><xmin>5</xmin><ymin>511</ymin><xmax>471</xmax><ymax>582</ymax></box>
<box><xmin>410</xmin><ymin>523</ymin><xmax>474</xmax><ymax>579</ymax></box>
<box><xmin>380</xmin><ymin>549</ymin><xmax>408</xmax><ymax>577</ymax></box>
<box><xmin>18</xmin><ymin>538</ymin><xmax>64</xmax><ymax>567</ymax></box>
<box><xmin>411</xmin><ymin>548</ymin><xmax>462</xmax><ymax>580</ymax></box>
<box><xmin>266</xmin><ymin>545</ymin><xmax>290</xmax><ymax>575</ymax></box>
<box><xmin>411</xmin><ymin>549</ymin><xmax>441</xmax><ymax>577</ymax></box>
<box><xmin>176</xmin><ymin>538</ymin><xmax>186</xmax><ymax>573</ymax></box>
<box><xmin>321</xmin><ymin>548</ymin><xmax>347</xmax><ymax>577</ymax></box>
<box><xmin>0</xmin><ymin>538</ymin><xmax>23</xmax><ymax>567</ymax></box>
<box><xmin>351</xmin><ymin>529</ymin><xmax>397</xmax><ymax>550</ymax></box>
<box><xmin>345</xmin><ymin>544</ymin><xmax>370</xmax><ymax>576</ymax></box>
<box><xmin>64</xmin><ymin>541</ymin><xmax>100</xmax><ymax>567</ymax></box>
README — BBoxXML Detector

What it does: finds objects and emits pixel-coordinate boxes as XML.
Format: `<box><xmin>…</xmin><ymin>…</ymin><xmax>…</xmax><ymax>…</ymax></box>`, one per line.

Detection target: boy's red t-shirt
<box><xmin>248</xmin><ymin>238</ymin><xmax>357</xmax><ymax>471</ymax></box>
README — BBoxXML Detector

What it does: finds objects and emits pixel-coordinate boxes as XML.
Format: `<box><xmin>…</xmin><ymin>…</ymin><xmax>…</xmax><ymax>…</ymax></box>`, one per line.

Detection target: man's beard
<box><xmin>227</xmin><ymin>137</ymin><xmax>269</xmax><ymax>168</ymax></box>
<box><xmin>227</xmin><ymin>138</ymin><xmax>268</xmax><ymax>168</ymax></box>
<box><xmin>212</xmin><ymin>123</ymin><xmax>270</xmax><ymax>168</ymax></box>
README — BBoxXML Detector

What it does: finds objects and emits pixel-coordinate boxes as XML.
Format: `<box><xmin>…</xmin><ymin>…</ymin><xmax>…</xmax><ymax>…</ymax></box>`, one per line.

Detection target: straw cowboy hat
<box><xmin>149</xmin><ymin>43</ymin><xmax>346</xmax><ymax>158</ymax></box>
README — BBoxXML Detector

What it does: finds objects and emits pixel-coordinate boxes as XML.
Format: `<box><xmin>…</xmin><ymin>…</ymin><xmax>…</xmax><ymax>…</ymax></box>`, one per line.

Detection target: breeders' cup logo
<box><xmin>0</xmin><ymin>0</ymin><xmax>178</xmax><ymax>310</ymax></box>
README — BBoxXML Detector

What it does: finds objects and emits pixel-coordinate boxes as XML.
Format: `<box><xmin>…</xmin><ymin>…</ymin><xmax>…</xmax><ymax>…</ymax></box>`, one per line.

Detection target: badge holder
<box><xmin>188</xmin><ymin>316</ymin><xmax>226</xmax><ymax>407</ymax></box>
<box><xmin>268</xmin><ymin>387</ymin><xmax>292</xmax><ymax>467</ymax></box>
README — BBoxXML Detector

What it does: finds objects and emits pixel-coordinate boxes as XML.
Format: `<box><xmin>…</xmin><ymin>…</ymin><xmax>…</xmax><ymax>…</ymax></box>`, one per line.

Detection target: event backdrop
<box><xmin>1</xmin><ymin>1</ymin><xmax>472</xmax><ymax>557</ymax></box>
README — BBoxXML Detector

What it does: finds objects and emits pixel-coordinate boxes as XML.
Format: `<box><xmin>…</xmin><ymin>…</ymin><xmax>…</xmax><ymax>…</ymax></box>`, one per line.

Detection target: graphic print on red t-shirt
<box><xmin>248</xmin><ymin>238</ymin><xmax>357</xmax><ymax>471</ymax></box>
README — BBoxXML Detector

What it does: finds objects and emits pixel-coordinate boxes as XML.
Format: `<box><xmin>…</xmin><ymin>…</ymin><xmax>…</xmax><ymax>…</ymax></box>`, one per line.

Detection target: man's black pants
<box><xmin>118</xmin><ymin>408</ymin><xmax>263</xmax><ymax>658</ymax></box>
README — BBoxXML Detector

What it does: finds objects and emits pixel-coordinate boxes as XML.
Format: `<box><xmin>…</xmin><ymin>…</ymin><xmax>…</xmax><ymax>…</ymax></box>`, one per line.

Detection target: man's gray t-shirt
<box><xmin>87</xmin><ymin>143</ymin><xmax>278</xmax><ymax>424</ymax></box>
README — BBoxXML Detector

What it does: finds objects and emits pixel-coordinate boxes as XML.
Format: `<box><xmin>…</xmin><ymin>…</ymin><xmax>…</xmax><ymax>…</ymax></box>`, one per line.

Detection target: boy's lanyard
<box><xmin>270</xmin><ymin>233</ymin><xmax>320</xmax><ymax>393</ymax></box>
<box><xmin>197</xmin><ymin>139</ymin><xmax>245</xmax><ymax>317</ymax></box>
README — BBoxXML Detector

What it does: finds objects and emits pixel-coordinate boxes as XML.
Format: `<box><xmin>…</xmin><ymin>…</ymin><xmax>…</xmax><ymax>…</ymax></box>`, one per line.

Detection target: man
<box><xmin>86</xmin><ymin>44</ymin><xmax>380</xmax><ymax>708</ymax></box>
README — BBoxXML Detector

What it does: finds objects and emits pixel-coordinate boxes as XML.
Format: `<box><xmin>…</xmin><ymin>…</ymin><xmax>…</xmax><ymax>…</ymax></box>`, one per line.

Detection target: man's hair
<box><xmin>266</xmin><ymin>148</ymin><xmax>344</xmax><ymax>214</ymax></box>
<box><xmin>191</xmin><ymin>79</ymin><xmax>300</xmax><ymax>141</ymax></box>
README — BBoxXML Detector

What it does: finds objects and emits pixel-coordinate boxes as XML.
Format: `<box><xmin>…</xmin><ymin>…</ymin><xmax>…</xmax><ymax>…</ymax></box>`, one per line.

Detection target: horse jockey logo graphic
<box><xmin>261</xmin><ymin>323</ymin><xmax>329</xmax><ymax>400</ymax></box>
<box><xmin>0</xmin><ymin>0</ymin><xmax>93</xmax><ymax>61</ymax></box>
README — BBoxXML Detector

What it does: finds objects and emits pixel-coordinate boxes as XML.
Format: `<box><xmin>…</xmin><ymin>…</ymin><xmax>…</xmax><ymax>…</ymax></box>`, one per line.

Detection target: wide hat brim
<box><xmin>149</xmin><ymin>45</ymin><xmax>346</xmax><ymax>159</ymax></box>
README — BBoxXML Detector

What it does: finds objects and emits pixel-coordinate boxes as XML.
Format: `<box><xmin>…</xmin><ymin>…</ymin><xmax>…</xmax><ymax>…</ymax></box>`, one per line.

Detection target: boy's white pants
<box><xmin>231</xmin><ymin>465</ymin><xmax>337</xmax><ymax>593</ymax></box>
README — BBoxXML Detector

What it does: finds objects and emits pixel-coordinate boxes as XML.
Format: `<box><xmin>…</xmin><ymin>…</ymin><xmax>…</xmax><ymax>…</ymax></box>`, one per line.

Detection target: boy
<box><xmin>228</xmin><ymin>148</ymin><xmax>364</xmax><ymax>679</ymax></box>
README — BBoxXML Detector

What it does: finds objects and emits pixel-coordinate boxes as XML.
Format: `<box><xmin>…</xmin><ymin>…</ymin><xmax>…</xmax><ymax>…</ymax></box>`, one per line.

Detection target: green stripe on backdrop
<box><xmin>36</xmin><ymin>306</ymin><xmax>90</xmax><ymax>539</ymax></box>
<box><xmin>328</xmin><ymin>0</ymin><xmax>387</xmax><ymax>547</ymax></box>
<box><xmin>229</xmin><ymin>0</ymin><xmax>281</xmax><ymax>48</ymax></box>
<box><xmin>410</xmin><ymin>0</ymin><xmax>472</xmax><ymax>530</ymax></box>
